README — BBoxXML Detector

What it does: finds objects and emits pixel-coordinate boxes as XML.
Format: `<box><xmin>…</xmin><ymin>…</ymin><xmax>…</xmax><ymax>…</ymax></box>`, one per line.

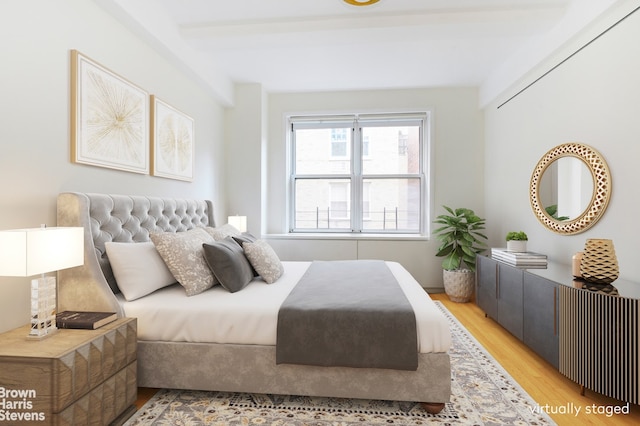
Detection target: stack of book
<box><xmin>490</xmin><ymin>248</ymin><xmax>547</xmax><ymax>268</ymax></box>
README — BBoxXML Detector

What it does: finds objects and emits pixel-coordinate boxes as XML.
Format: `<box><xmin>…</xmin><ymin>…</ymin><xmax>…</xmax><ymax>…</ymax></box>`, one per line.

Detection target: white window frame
<box><xmin>288</xmin><ymin>112</ymin><xmax>430</xmax><ymax>235</ymax></box>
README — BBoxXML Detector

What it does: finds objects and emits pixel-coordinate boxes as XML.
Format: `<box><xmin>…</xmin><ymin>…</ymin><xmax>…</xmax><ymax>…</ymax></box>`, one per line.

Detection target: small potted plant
<box><xmin>433</xmin><ymin>206</ymin><xmax>487</xmax><ymax>303</ymax></box>
<box><xmin>506</xmin><ymin>231</ymin><xmax>528</xmax><ymax>252</ymax></box>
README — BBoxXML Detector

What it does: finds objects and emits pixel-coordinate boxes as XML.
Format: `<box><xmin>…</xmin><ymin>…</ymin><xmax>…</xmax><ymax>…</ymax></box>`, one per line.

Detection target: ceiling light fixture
<box><xmin>343</xmin><ymin>0</ymin><xmax>380</xmax><ymax>6</ymax></box>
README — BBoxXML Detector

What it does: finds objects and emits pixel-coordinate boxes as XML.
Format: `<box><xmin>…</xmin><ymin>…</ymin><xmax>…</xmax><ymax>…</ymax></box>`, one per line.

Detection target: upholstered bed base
<box><xmin>56</xmin><ymin>192</ymin><xmax>451</xmax><ymax>407</ymax></box>
<box><xmin>138</xmin><ymin>342</ymin><xmax>450</xmax><ymax>403</ymax></box>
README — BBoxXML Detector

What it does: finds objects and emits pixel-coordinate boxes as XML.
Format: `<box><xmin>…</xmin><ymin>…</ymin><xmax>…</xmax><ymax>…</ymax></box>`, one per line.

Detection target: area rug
<box><xmin>125</xmin><ymin>302</ymin><xmax>556</xmax><ymax>425</ymax></box>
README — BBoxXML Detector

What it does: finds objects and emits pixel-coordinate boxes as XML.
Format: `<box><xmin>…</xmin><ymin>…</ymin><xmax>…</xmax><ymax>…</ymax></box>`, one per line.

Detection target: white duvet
<box><xmin>116</xmin><ymin>261</ymin><xmax>451</xmax><ymax>353</ymax></box>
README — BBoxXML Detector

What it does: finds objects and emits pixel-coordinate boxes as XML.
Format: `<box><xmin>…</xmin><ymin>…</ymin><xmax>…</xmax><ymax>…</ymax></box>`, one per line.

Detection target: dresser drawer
<box><xmin>0</xmin><ymin>318</ymin><xmax>137</xmax><ymax>425</ymax></box>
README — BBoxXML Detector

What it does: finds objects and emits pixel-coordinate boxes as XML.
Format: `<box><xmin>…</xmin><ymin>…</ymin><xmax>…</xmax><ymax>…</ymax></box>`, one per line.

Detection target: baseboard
<box><xmin>110</xmin><ymin>405</ymin><xmax>137</xmax><ymax>426</ymax></box>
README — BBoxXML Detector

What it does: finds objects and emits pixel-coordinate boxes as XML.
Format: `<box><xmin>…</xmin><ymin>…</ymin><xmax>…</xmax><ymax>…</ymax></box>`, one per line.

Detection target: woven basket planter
<box><xmin>580</xmin><ymin>239</ymin><xmax>619</xmax><ymax>284</ymax></box>
<box><xmin>443</xmin><ymin>269</ymin><xmax>475</xmax><ymax>303</ymax></box>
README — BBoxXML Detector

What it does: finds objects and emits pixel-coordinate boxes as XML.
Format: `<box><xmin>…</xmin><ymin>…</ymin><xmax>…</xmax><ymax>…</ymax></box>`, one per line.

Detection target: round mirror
<box><xmin>538</xmin><ymin>157</ymin><xmax>594</xmax><ymax>221</ymax></box>
<box><xmin>530</xmin><ymin>143</ymin><xmax>611</xmax><ymax>235</ymax></box>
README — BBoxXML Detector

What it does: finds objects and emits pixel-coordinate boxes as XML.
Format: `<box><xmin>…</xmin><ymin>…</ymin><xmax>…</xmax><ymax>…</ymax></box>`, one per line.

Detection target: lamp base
<box><xmin>26</xmin><ymin>327</ymin><xmax>58</xmax><ymax>340</ymax></box>
<box><xmin>28</xmin><ymin>276</ymin><xmax>58</xmax><ymax>339</ymax></box>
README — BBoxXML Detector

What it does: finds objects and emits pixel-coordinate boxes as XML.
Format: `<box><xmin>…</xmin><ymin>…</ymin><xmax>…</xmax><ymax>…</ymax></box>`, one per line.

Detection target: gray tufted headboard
<box><xmin>56</xmin><ymin>192</ymin><xmax>215</xmax><ymax>316</ymax></box>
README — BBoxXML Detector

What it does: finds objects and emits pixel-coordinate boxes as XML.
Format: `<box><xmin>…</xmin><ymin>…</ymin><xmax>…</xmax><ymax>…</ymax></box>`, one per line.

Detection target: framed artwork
<box><xmin>70</xmin><ymin>50</ymin><xmax>149</xmax><ymax>174</ymax></box>
<box><xmin>150</xmin><ymin>96</ymin><xmax>194</xmax><ymax>181</ymax></box>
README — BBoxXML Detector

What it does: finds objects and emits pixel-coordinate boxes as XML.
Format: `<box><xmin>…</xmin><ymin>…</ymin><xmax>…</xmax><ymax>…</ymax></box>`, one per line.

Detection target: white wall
<box><xmin>484</xmin><ymin>4</ymin><xmax>640</xmax><ymax>280</ymax></box>
<box><xmin>262</xmin><ymin>88</ymin><xmax>484</xmax><ymax>289</ymax></box>
<box><xmin>0</xmin><ymin>0</ymin><xmax>226</xmax><ymax>333</ymax></box>
<box><xmin>224</xmin><ymin>84</ymin><xmax>266</xmax><ymax>235</ymax></box>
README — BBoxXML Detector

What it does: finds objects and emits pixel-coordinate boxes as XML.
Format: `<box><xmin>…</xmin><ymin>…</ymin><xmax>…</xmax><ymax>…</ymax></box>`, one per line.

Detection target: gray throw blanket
<box><xmin>276</xmin><ymin>260</ymin><xmax>418</xmax><ymax>371</ymax></box>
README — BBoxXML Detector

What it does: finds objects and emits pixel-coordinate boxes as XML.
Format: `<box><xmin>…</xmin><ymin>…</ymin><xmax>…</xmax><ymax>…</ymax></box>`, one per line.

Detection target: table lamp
<box><xmin>0</xmin><ymin>226</ymin><xmax>84</xmax><ymax>339</ymax></box>
<box><xmin>228</xmin><ymin>215</ymin><xmax>247</xmax><ymax>233</ymax></box>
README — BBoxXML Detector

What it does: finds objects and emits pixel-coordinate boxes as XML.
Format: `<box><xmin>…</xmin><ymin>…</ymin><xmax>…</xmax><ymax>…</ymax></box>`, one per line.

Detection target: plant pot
<box><xmin>443</xmin><ymin>269</ymin><xmax>475</xmax><ymax>303</ymax></box>
<box><xmin>507</xmin><ymin>240</ymin><xmax>527</xmax><ymax>252</ymax></box>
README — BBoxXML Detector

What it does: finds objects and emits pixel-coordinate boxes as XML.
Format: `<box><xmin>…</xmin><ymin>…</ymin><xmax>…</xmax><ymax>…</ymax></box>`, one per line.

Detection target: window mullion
<box><xmin>289</xmin><ymin>125</ymin><xmax>296</xmax><ymax>232</ymax></box>
<box><xmin>352</xmin><ymin>122</ymin><xmax>362</xmax><ymax>232</ymax></box>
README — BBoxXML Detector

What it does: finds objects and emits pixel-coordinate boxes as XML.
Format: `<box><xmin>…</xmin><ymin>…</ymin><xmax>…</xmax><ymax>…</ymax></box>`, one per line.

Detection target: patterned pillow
<box><xmin>243</xmin><ymin>239</ymin><xmax>284</xmax><ymax>284</ymax></box>
<box><xmin>150</xmin><ymin>227</ymin><xmax>217</xmax><ymax>296</ymax></box>
<box><xmin>203</xmin><ymin>223</ymin><xmax>241</xmax><ymax>241</ymax></box>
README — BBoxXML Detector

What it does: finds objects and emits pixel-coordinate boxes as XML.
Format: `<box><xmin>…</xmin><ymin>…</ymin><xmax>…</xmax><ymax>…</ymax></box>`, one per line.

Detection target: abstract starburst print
<box><xmin>72</xmin><ymin>51</ymin><xmax>148</xmax><ymax>173</ymax></box>
<box><xmin>159</xmin><ymin>114</ymin><xmax>192</xmax><ymax>172</ymax></box>
<box><xmin>84</xmin><ymin>69</ymin><xmax>145</xmax><ymax>164</ymax></box>
<box><xmin>152</xmin><ymin>97</ymin><xmax>194</xmax><ymax>181</ymax></box>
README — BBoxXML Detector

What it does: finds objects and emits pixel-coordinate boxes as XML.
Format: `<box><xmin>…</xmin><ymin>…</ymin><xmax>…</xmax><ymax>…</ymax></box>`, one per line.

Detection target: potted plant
<box><xmin>433</xmin><ymin>206</ymin><xmax>487</xmax><ymax>303</ymax></box>
<box><xmin>506</xmin><ymin>231</ymin><xmax>528</xmax><ymax>252</ymax></box>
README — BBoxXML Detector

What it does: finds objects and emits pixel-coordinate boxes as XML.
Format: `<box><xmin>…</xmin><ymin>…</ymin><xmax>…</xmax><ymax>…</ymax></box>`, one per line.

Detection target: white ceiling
<box><xmin>96</xmin><ymin>0</ymin><xmax>622</xmax><ymax>106</ymax></box>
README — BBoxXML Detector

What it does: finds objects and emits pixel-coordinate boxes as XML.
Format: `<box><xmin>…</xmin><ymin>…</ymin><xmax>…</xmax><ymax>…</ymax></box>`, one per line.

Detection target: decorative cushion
<box><xmin>105</xmin><ymin>242</ymin><xmax>177</xmax><ymax>301</ymax></box>
<box><xmin>232</xmin><ymin>232</ymin><xmax>259</xmax><ymax>276</ymax></box>
<box><xmin>203</xmin><ymin>223</ymin><xmax>241</xmax><ymax>241</ymax></box>
<box><xmin>202</xmin><ymin>237</ymin><xmax>254</xmax><ymax>293</ymax></box>
<box><xmin>243</xmin><ymin>239</ymin><xmax>284</xmax><ymax>284</ymax></box>
<box><xmin>150</xmin><ymin>227</ymin><xmax>217</xmax><ymax>296</ymax></box>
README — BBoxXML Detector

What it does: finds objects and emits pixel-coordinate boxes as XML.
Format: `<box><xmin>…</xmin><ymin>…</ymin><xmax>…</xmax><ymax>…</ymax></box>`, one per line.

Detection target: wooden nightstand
<box><xmin>0</xmin><ymin>317</ymin><xmax>137</xmax><ymax>426</ymax></box>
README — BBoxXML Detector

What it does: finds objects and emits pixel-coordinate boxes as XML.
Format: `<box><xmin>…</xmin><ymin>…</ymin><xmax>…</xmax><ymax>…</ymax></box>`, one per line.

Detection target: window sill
<box><xmin>264</xmin><ymin>233</ymin><xmax>429</xmax><ymax>241</ymax></box>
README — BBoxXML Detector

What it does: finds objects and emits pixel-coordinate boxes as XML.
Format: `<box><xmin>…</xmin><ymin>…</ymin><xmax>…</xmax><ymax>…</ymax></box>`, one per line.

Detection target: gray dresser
<box><xmin>476</xmin><ymin>254</ymin><xmax>639</xmax><ymax>404</ymax></box>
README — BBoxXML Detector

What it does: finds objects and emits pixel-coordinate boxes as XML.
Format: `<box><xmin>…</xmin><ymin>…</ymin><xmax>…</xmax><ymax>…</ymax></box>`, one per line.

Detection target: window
<box><xmin>331</xmin><ymin>129</ymin><xmax>348</xmax><ymax>157</ymax></box>
<box><xmin>289</xmin><ymin>113</ymin><xmax>428</xmax><ymax>234</ymax></box>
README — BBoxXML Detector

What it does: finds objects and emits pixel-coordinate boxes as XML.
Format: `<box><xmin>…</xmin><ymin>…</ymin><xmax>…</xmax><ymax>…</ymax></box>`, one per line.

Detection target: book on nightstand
<box><xmin>56</xmin><ymin>311</ymin><xmax>118</xmax><ymax>330</ymax></box>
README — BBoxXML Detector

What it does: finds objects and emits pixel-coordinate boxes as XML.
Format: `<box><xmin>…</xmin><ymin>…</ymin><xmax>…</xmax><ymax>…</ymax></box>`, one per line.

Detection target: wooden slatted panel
<box><xmin>559</xmin><ymin>286</ymin><xmax>638</xmax><ymax>404</ymax></box>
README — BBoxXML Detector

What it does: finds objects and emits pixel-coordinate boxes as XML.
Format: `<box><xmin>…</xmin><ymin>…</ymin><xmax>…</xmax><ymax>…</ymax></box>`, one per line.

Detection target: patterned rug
<box><xmin>125</xmin><ymin>302</ymin><xmax>556</xmax><ymax>425</ymax></box>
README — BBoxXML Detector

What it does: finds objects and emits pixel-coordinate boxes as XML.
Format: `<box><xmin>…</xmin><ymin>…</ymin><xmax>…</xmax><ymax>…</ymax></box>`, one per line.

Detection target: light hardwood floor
<box><xmin>432</xmin><ymin>293</ymin><xmax>639</xmax><ymax>425</ymax></box>
<box><xmin>135</xmin><ymin>293</ymin><xmax>639</xmax><ymax>425</ymax></box>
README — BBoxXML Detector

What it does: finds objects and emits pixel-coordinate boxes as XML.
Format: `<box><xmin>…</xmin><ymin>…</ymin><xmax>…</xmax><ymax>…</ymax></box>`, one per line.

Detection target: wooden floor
<box><xmin>135</xmin><ymin>293</ymin><xmax>640</xmax><ymax>425</ymax></box>
<box><xmin>432</xmin><ymin>293</ymin><xmax>640</xmax><ymax>425</ymax></box>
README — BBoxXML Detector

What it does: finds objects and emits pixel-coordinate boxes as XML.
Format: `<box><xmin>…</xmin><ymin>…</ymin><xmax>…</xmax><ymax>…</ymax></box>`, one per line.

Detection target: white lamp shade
<box><xmin>0</xmin><ymin>227</ymin><xmax>84</xmax><ymax>276</ymax></box>
<box><xmin>228</xmin><ymin>215</ymin><xmax>247</xmax><ymax>233</ymax></box>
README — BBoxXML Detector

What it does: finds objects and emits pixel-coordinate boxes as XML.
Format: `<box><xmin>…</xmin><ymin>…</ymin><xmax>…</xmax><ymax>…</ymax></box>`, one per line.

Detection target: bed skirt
<box><xmin>137</xmin><ymin>340</ymin><xmax>451</xmax><ymax>403</ymax></box>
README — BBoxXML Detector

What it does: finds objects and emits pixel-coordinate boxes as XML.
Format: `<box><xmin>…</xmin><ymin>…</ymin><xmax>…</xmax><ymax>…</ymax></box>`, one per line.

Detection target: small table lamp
<box><xmin>0</xmin><ymin>227</ymin><xmax>84</xmax><ymax>339</ymax></box>
<box><xmin>228</xmin><ymin>215</ymin><xmax>247</xmax><ymax>233</ymax></box>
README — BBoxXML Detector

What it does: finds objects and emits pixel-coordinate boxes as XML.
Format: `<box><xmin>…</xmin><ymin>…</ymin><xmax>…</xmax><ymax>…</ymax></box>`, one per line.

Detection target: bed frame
<box><xmin>56</xmin><ymin>192</ymin><xmax>450</xmax><ymax>412</ymax></box>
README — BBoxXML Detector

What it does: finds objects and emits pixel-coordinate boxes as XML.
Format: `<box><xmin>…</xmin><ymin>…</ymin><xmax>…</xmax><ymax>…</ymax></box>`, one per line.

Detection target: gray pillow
<box><xmin>232</xmin><ymin>232</ymin><xmax>257</xmax><ymax>247</ymax></box>
<box><xmin>202</xmin><ymin>237</ymin><xmax>254</xmax><ymax>293</ymax></box>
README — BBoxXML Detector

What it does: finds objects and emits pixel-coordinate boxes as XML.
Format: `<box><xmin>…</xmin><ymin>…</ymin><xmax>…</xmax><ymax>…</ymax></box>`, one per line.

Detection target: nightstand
<box><xmin>0</xmin><ymin>317</ymin><xmax>137</xmax><ymax>425</ymax></box>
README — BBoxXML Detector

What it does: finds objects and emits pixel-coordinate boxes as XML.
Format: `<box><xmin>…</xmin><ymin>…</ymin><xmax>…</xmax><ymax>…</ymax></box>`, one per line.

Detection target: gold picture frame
<box><xmin>70</xmin><ymin>50</ymin><xmax>149</xmax><ymax>174</ymax></box>
<box><xmin>150</xmin><ymin>96</ymin><xmax>194</xmax><ymax>181</ymax></box>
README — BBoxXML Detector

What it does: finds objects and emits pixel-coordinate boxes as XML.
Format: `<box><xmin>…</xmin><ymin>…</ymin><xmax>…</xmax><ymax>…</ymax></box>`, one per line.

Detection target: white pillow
<box><xmin>105</xmin><ymin>241</ymin><xmax>177</xmax><ymax>301</ymax></box>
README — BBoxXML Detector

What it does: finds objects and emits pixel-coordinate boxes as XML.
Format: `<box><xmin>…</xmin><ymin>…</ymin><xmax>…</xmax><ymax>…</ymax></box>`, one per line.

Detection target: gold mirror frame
<box><xmin>530</xmin><ymin>143</ymin><xmax>611</xmax><ymax>235</ymax></box>
<box><xmin>343</xmin><ymin>0</ymin><xmax>380</xmax><ymax>5</ymax></box>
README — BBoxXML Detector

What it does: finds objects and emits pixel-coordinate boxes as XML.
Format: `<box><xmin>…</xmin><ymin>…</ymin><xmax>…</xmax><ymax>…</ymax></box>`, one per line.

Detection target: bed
<box><xmin>56</xmin><ymin>192</ymin><xmax>451</xmax><ymax>413</ymax></box>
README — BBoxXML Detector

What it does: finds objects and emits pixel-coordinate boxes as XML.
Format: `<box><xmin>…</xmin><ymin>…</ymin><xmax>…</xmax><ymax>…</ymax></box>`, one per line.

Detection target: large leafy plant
<box><xmin>433</xmin><ymin>206</ymin><xmax>487</xmax><ymax>272</ymax></box>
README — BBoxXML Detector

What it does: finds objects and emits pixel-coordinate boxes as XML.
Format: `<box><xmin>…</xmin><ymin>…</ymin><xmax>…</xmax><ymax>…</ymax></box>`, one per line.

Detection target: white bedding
<box><xmin>116</xmin><ymin>261</ymin><xmax>451</xmax><ymax>353</ymax></box>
